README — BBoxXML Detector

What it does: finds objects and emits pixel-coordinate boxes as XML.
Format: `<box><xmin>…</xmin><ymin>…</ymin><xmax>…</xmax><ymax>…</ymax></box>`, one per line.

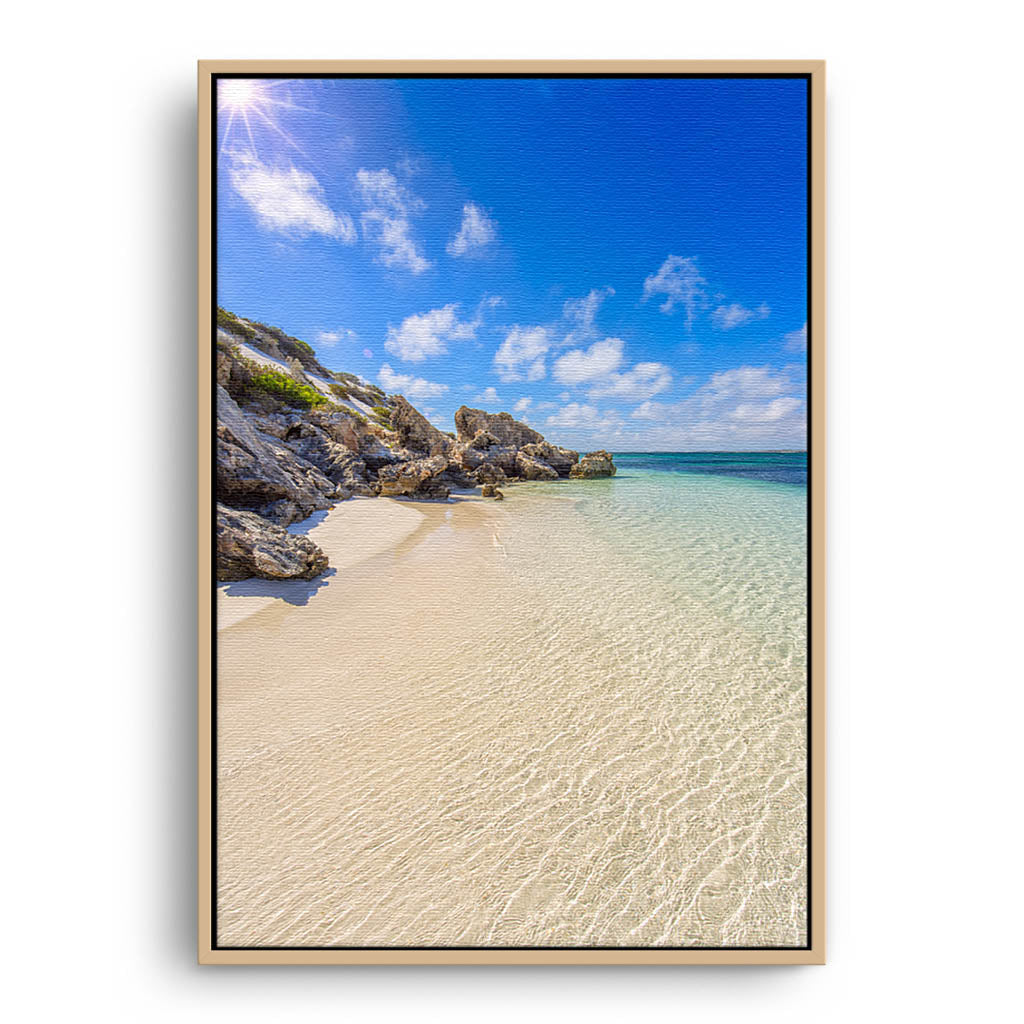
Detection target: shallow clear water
<box><xmin>217</xmin><ymin>454</ymin><xmax>809</xmax><ymax>948</ymax></box>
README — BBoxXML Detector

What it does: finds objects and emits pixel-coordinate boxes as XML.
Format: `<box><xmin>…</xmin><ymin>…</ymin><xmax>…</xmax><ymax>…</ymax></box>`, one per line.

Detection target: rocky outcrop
<box><xmin>376</xmin><ymin>454</ymin><xmax>451</xmax><ymax>500</ymax></box>
<box><xmin>390</xmin><ymin>396</ymin><xmax>453</xmax><ymax>455</ymax></box>
<box><xmin>471</xmin><ymin>461</ymin><xmax>508</xmax><ymax>485</ymax></box>
<box><xmin>453</xmin><ymin>435</ymin><xmax>518</xmax><ymax>481</ymax></box>
<box><xmin>216</xmin><ymin>384</ymin><xmax>336</xmax><ymax>520</ymax></box>
<box><xmin>308</xmin><ymin>407</ymin><xmax>361</xmax><ymax>453</ymax></box>
<box><xmin>515</xmin><ymin>450</ymin><xmax>559</xmax><ymax>481</ymax></box>
<box><xmin>468</xmin><ymin>429</ymin><xmax>501</xmax><ymax>450</ymax></box>
<box><xmin>281</xmin><ymin>420</ymin><xmax>374</xmax><ymax>497</ymax></box>
<box><xmin>519</xmin><ymin>441</ymin><xmax>579</xmax><ymax>477</ymax></box>
<box><xmin>217</xmin><ymin>504</ymin><xmax>329</xmax><ymax>581</ymax></box>
<box><xmin>215</xmin><ymin>310</ymin><xmax>615</xmax><ymax>582</ymax></box>
<box><xmin>455</xmin><ymin>406</ymin><xmax>544</xmax><ymax>448</ymax></box>
<box><xmin>569</xmin><ymin>450</ymin><xmax>617</xmax><ymax>478</ymax></box>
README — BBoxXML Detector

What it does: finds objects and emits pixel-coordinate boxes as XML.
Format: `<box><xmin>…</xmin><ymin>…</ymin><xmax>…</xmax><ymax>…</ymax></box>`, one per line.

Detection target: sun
<box><xmin>217</xmin><ymin>78</ymin><xmax>313</xmax><ymax>161</ymax></box>
<box><xmin>219</xmin><ymin>79</ymin><xmax>266</xmax><ymax>113</ymax></box>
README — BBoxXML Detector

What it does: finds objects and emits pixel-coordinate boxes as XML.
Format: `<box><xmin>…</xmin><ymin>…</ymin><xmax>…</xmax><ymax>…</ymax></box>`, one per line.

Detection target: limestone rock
<box><xmin>451</xmin><ymin>438</ymin><xmax>517</xmax><ymax>481</ymax></box>
<box><xmin>357</xmin><ymin>433</ymin><xmax>404</xmax><ymax>473</ymax></box>
<box><xmin>454</xmin><ymin>406</ymin><xmax>544</xmax><ymax>447</ymax></box>
<box><xmin>282</xmin><ymin>421</ymin><xmax>374</xmax><ymax>496</ymax></box>
<box><xmin>376</xmin><ymin>454</ymin><xmax>451</xmax><ymax>500</ymax></box>
<box><xmin>309</xmin><ymin>408</ymin><xmax>362</xmax><ymax>453</ymax></box>
<box><xmin>470</xmin><ymin>460</ymin><xmax>508</xmax><ymax>486</ymax></box>
<box><xmin>569</xmin><ymin>450</ymin><xmax>617</xmax><ymax>478</ymax></box>
<box><xmin>217</xmin><ymin>384</ymin><xmax>335</xmax><ymax>522</ymax></box>
<box><xmin>515</xmin><ymin>450</ymin><xmax>559</xmax><ymax>481</ymax></box>
<box><xmin>217</xmin><ymin>504</ymin><xmax>329</xmax><ymax>581</ymax></box>
<box><xmin>520</xmin><ymin>441</ymin><xmax>579</xmax><ymax>477</ymax></box>
<box><xmin>468</xmin><ymin>429</ymin><xmax>501</xmax><ymax>450</ymax></box>
<box><xmin>390</xmin><ymin>396</ymin><xmax>452</xmax><ymax>455</ymax></box>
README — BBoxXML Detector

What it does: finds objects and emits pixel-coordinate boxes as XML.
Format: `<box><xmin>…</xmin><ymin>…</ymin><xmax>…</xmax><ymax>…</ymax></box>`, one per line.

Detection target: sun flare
<box><xmin>218</xmin><ymin>79</ymin><xmax>266</xmax><ymax>113</ymax></box>
<box><xmin>217</xmin><ymin>78</ymin><xmax>312</xmax><ymax>161</ymax></box>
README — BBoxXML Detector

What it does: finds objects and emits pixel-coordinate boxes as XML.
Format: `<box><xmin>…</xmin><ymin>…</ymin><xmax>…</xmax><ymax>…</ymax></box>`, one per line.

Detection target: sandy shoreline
<box><xmin>217</xmin><ymin>495</ymin><xmax>487</xmax><ymax>630</ymax></box>
<box><xmin>215</xmin><ymin>481</ymin><xmax>806</xmax><ymax>948</ymax></box>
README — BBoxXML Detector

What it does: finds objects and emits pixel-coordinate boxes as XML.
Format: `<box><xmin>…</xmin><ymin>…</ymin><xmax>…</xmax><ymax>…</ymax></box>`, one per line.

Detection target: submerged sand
<box><xmin>216</xmin><ymin>489</ymin><xmax>806</xmax><ymax>948</ymax></box>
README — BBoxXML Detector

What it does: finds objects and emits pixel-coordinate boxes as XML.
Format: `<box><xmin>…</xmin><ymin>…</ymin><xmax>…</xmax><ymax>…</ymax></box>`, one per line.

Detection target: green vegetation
<box><xmin>329</xmin><ymin>382</ymin><xmax>350</xmax><ymax>400</ymax></box>
<box><xmin>248</xmin><ymin>366</ymin><xmax>328</xmax><ymax>410</ymax></box>
<box><xmin>371</xmin><ymin>404</ymin><xmax>393</xmax><ymax>428</ymax></box>
<box><xmin>217</xmin><ymin>307</ymin><xmax>256</xmax><ymax>342</ymax></box>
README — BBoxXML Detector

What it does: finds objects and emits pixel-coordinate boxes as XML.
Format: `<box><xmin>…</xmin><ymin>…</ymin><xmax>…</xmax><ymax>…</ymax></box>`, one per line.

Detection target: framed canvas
<box><xmin>198</xmin><ymin>60</ymin><xmax>825</xmax><ymax>965</ymax></box>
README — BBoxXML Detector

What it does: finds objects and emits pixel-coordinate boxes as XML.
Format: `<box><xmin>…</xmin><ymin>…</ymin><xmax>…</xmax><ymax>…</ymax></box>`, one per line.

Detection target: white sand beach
<box><xmin>216</xmin><ymin>482</ymin><xmax>807</xmax><ymax>948</ymax></box>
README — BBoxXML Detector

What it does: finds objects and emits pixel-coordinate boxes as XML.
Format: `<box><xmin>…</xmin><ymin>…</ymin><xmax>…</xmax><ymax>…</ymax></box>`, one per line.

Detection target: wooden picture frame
<box><xmin>199</xmin><ymin>60</ymin><xmax>825</xmax><ymax>965</ymax></box>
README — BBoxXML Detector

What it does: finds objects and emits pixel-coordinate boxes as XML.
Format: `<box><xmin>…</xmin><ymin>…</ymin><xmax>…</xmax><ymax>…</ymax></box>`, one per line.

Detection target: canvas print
<box><xmin>206</xmin><ymin>67</ymin><xmax>819</xmax><ymax>957</ymax></box>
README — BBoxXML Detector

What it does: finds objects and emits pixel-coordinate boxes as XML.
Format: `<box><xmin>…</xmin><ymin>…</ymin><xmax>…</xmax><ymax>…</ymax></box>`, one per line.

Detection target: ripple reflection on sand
<box><xmin>217</xmin><ymin>479</ymin><xmax>807</xmax><ymax>947</ymax></box>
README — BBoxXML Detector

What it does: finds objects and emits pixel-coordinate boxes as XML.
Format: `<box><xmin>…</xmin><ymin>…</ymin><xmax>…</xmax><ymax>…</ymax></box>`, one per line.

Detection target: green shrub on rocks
<box><xmin>248</xmin><ymin>366</ymin><xmax>328</xmax><ymax>410</ymax></box>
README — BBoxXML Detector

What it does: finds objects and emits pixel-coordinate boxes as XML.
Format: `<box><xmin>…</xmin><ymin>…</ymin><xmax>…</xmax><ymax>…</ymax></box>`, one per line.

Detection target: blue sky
<box><xmin>216</xmin><ymin>76</ymin><xmax>807</xmax><ymax>451</ymax></box>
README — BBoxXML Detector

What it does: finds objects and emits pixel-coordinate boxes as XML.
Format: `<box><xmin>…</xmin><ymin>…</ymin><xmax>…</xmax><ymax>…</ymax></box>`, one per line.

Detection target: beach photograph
<box><xmin>209</xmin><ymin>69</ymin><xmax>815</xmax><ymax>953</ymax></box>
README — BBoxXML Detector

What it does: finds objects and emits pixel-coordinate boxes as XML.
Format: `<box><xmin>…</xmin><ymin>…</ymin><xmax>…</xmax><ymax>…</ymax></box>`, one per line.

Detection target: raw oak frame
<box><xmin>197</xmin><ymin>59</ymin><xmax>826</xmax><ymax>966</ymax></box>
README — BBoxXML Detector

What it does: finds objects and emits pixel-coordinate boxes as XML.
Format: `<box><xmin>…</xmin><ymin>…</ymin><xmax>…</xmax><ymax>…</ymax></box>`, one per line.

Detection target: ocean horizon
<box><xmin>606</xmin><ymin>450</ymin><xmax>808</xmax><ymax>488</ymax></box>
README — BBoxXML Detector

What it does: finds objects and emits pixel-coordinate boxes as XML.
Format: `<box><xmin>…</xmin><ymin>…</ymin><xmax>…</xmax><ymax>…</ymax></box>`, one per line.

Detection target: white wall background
<box><xmin>3</xmin><ymin>1</ymin><xmax>1021</xmax><ymax>1019</ymax></box>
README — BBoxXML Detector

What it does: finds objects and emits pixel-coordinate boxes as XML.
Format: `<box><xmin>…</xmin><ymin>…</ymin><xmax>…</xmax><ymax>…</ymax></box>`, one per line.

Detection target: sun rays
<box><xmin>217</xmin><ymin>78</ymin><xmax>315</xmax><ymax>162</ymax></box>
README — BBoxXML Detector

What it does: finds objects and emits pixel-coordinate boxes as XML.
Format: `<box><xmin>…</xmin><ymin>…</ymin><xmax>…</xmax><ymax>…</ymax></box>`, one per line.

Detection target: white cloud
<box><xmin>552</xmin><ymin>338</ymin><xmax>625</xmax><ymax>385</ymax></box>
<box><xmin>563</xmin><ymin>286</ymin><xmax>614</xmax><ymax>346</ymax></box>
<box><xmin>229</xmin><ymin>156</ymin><xmax>356</xmax><ymax>242</ymax></box>
<box><xmin>704</xmin><ymin>365</ymin><xmax>792</xmax><ymax>400</ymax></box>
<box><xmin>447</xmin><ymin>202</ymin><xmax>497</xmax><ymax>256</ymax></box>
<box><xmin>356</xmin><ymin>167</ymin><xmax>431</xmax><ymax>274</ymax></box>
<box><xmin>642</xmin><ymin>255</ymin><xmax>707</xmax><ymax>325</ymax></box>
<box><xmin>589</xmin><ymin>361</ymin><xmax>673</xmax><ymax>401</ymax></box>
<box><xmin>711</xmin><ymin>302</ymin><xmax>770</xmax><ymax>330</ymax></box>
<box><xmin>316</xmin><ymin>328</ymin><xmax>357</xmax><ymax>348</ymax></box>
<box><xmin>475</xmin><ymin>386</ymin><xmax>501</xmax><ymax>405</ymax></box>
<box><xmin>631</xmin><ymin>400</ymin><xmax>666</xmax><ymax>421</ymax></box>
<box><xmin>513</xmin><ymin>397</ymin><xmax>533</xmax><ymax>414</ymax></box>
<box><xmin>545</xmin><ymin>403</ymin><xmax>622</xmax><ymax>433</ymax></box>
<box><xmin>494</xmin><ymin>325</ymin><xmax>553</xmax><ymax>382</ymax></box>
<box><xmin>617</xmin><ymin>364</ymin><xmax>806</xmax><ymax>449</ymax></box>
<box><xmin>730</xmin><ymin>396</ymin><xmax>802</xmax><ymax>422</ymax></box>
<box><xmin>784</xmin><ymin>323</ymin><xmax>808</xmax><ymax>352</ymax></box>
<box><xmin>385</xmin><ymin>304</ymin><xmax>480</xmax><ymax>363</ymax></box>
<box><xmin>377</xmin><ymin>363</ymin><xmax>448</xmax><ymax>400</ymax></box>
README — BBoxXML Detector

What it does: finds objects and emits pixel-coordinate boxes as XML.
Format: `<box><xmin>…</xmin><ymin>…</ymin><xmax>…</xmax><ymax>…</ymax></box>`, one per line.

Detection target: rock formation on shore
<box><xmin>214</xmin><ymin>309</ymin><xmax>614</xmax><ymax>581</ymax></box>
<box><xmin>569</xmin><ymin>450</ymin><xmax>617</xmax><ymax>478</ymax></box>
<box><xmin>217</xmin><ymin>504</ymin><xmax>330</xmax><ymax>581</ymax></box>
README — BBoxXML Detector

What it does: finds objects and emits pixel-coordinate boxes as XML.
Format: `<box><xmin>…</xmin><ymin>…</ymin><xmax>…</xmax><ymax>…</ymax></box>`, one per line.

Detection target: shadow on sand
<box><xmin>219</xmin><ymin>567</ymin><xmax>337</xmax><ymax>606</ymax></box>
